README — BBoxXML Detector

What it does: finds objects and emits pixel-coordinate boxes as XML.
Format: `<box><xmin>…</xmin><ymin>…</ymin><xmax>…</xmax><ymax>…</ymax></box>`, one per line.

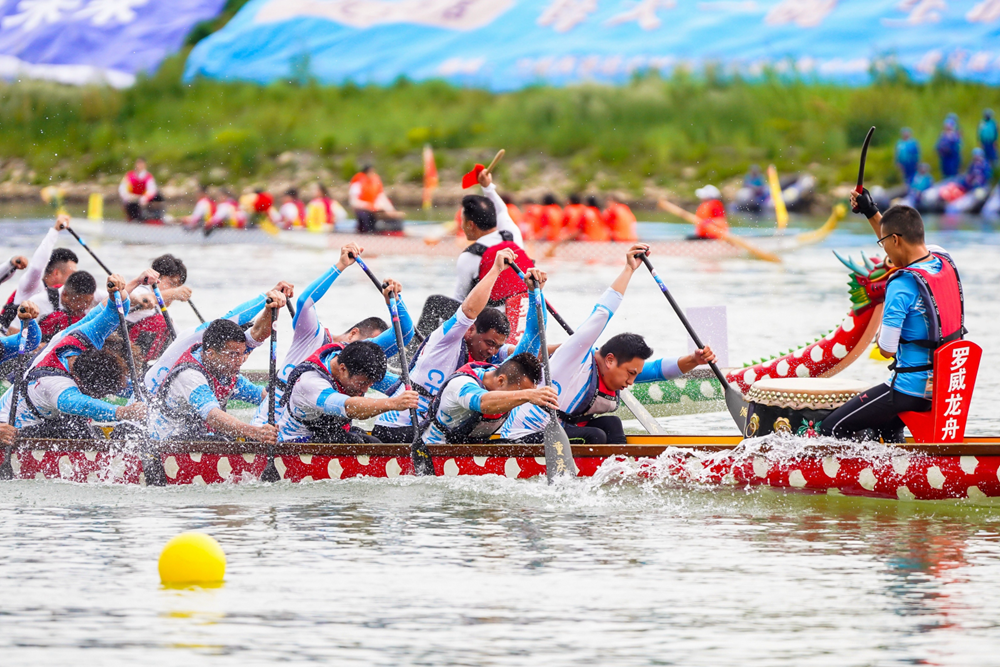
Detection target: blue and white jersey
<box><xmin>375</xmin><ymin>295</ymin><xmax>544</xmax><ymax>429</ymax></box>
<box><xmin>148</xmin><ymin>347</ymin><xmax>264</xmax><ymax>441</ymax></box>
<box><xmin>251</xmin><ymin>266</ymin><xmax>413</xmax><ymax>426</ymax></box>
<box><xmin>878</xmin><ymin>246</ymin><xmax>948</xmax><ymax>399</ymax></box>
<box><xmin>14</xmin><ymin>298</ymin><xmax>128</xmax><ymax>428</ymax></box>
<box><xmin>276</xmin><ymin>366</ymin><xmax>350</xmax><ymax>442</ymax></box>
<box><xmin>501</xmin><ymin>288</ymin><xmax>681</xmax><ymax>441</ymax></box>
<box><xmin>421</xmin><ymin>367</ymin><xmax>490</xmax><ymax>445</ymax></box>
<box><xmin>145</xmin><ymin>294</ymin><xmax>267</xmax><ymax>395</ymax></box>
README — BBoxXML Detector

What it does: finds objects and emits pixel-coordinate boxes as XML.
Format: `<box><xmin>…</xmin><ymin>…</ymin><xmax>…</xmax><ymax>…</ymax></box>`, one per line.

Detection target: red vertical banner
<box><xmin>422</xmin><ymin>144</ymin><xmax>438</xmax><ymax>211</ymax></box>
<box><xmin>902</xmin><ymin>340</ymin><xmax>982</xmax><ymax>443</ymax></box>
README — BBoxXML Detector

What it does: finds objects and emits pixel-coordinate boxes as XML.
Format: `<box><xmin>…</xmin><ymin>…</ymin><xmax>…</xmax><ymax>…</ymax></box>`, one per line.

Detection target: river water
<box><xmin>0</xmin><ymin>214</ymin><xmax>998</xmax><ymax>665</ymax></box>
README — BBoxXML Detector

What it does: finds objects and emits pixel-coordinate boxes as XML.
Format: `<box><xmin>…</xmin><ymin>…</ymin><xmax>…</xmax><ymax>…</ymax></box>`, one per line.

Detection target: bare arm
<box><xmin>344</xmin><ymin>390</ymin><xmax>418</xmax><ymax>420</ymax></box>
<box><xmin>477</xmin><ymin>386</ymin><xmax>559</xmax><ymax>414</ymax></box>
<box><xmin>609</xmin><ymin>243</ymin><xmax>649</xmax><ymax>295</ymax></box>
<box><xmin>460</xmin><ymin>247</ymin><xmax>516</xmax><ymax>319</ymax></box>
<box><xmin>206</xmin><ymin>408</ymin><xmax>277</xmax><ymax>443</ymax></box>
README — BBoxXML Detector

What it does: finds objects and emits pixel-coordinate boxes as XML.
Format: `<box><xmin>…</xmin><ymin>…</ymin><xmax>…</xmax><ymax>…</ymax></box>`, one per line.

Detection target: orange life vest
<box><xmin>522</xmin><ymin>204</ymin><xmax>544</xmax><ymax>240</ymax></box>
<box><xmin>350</xmin><ymin>172</ymin><xmax>384</xmax><ymax>211</ymax></box>
<box><xmin>541</xmin><ymin>204</ymin><xmax>565</xmax><ymax>241</ymax></box>
<box><xmin>582</xmin><ymin>205</ymin><xmax>610</xmax><ymax>242</ymax></box>
<box><xmin>604</xmin><ymin>202</ymin><xmax>637</xmax><ymax>242</ymax></box>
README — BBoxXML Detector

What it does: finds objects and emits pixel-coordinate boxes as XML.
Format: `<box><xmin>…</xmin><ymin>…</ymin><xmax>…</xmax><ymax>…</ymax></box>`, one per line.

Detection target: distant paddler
<box><xmin>305</xmin><ymin>183</ymin><xmax>348</xmax><ymax>232</ymax></box>
<box><xmin>349</xmin><ymin>164</ymin><xmax>403</xmax><ymax>234</ymax></box>
<box><xmin>657</xmin><ymin>197</ymin><xmax>781</xmax><ymax>263</ymax></box>
<box><xmin>181</xmin><ymin>184</ymin><xmax>216</xmax><ymax>231</ymax></box>
<box><xmin>118</xmin><ymin>158</ymin><xmax>164</xmax><ymax>223</ymax></box>
<box><xmin>692</xmin><ymin>185</ymin><xmax>730</xmax><ymax>239</ymax></box>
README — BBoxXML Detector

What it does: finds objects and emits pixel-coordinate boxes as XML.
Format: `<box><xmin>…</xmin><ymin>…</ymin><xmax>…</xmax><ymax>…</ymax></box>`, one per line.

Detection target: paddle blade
<box><xmin>767</xmin><ymin>165</ymin><xmax>789</xmax><ymax>229</ymax></box>
<box><xmin>260</xmin><ymin>455</ymin><xmax>281</xmax><ymax>483</ymax></box>
<box><xmin>723</xmin><ymin>385</ymin><xmax>750</xmax><ymax>436</ymax></box>
<box><xmin>411</xmin><ymin>438</ymin><xmax>435</xmax><ymax>476</ymax></box>
<box><xmin>544</xmin><ymin>416</ymin><xmax>577</xmax><ymax>483</ymax></box>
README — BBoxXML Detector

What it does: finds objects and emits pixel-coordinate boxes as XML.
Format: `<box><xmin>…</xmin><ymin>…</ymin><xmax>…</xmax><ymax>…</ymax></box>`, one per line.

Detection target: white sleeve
<box><xmin>145</xmin><ymin>177</ymin><xmax>158</xmax><ymax>197</ymax></box>
<box><xmin>549</xmin><ymin>288</ymin><xmax>622</xmax><ymax>383</ymax></box>
<box><xmin>15</xmin><ymin>228</ymin><xmax>59</xmax><ymax>303</ymax></box>
<box><xmin>482</xmin><ymin>182</ymin><xmax>524</xmax><ymax>247</ymax></box>
<box><xmin>348</xmin><ymin>182</ymin><xmax>363</xmax><ymax>209</ymax></box>
<box><xmin>452</xmin><ymin>252</ymin><xmax>482</xmax><ymax>301</ymax></box>
<box><xmin>191</xmin><ymin>199</ymin><xmax>210</xmax><ymax>219</ymax></box>
<box><xmin>118</xmin><ymin>178</ymin><xmax>130</xmax><ymax>200</ymax></box>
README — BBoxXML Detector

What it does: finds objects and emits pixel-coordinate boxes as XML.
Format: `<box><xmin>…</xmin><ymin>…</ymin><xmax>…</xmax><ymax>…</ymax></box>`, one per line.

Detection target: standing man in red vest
<box><xmin>118</xmin><ymin>158</ymin><xmax>163</xmax><ymax>223</ymax></box>
<box><xmin>821</xmin><ymin>194</ymin><xmax>964</xmax><ymax>442</ymax></box>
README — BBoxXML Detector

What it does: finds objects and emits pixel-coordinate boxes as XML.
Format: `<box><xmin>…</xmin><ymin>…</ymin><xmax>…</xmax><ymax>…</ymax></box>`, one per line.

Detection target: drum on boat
<box><xmin>744</xmin><ymin>378</ymin><xmax>869</xmax><ymax>437</ymax></box>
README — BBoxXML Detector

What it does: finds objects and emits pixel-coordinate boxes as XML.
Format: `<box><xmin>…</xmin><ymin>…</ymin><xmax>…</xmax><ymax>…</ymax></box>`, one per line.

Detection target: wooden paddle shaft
<box><xmin>484</xmin><ymin>149</ymin><xmax>505</xmax><ymax>176</ymax></box>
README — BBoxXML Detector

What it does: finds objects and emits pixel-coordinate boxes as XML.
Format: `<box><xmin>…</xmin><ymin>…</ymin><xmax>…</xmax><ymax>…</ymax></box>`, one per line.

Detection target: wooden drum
<box><xmin>745</xmin><ymin>378</ymin><xmax>869</xmax><ymax>438</ymax></box>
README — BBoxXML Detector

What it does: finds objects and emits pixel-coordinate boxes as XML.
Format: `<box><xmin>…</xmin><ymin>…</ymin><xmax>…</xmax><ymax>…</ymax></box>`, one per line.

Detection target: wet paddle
<box><xmin>66</xmin><ymin>228</ymin><xmax>112</xmax><ymax>274</ymax></box>
<box><xmin>639</xmin><ymin>255</ymin><xmax>749</xmax><ymax>436</ymax></box>
<box><xmin>0</xmin><ymin>314</ymin><xmax>32</xmax><ymax>481</ymax></box>
<box><xmin>109</xmin><ymin>280</ymin><xmax>167</xmax><ymax>486</ymax></box>
<box><xmin>530</xmin><ymin>279</ymin><xmax>577</xmax><ymax>482</ymax></box>
<box><xmin>260</xmin><ymin>298</ymin><xmax>281</xmax><ymax>483</ymax></box>
<box><xmin>188</xmin><ymin>300</ymin><xmax>206</xmax><ymax>324</ymax></box>
<box><xmin>505</xmin><ymin>261</ymin><xmax>666</xmax><ymax>435</ymax></box>
<box><xmin>349</xmin><ymin>253</ymin><xmax>434</xmax><ymax>475</ymax></box>
<box><xmin>657</xmin><ymin>199</ymin><xmax>781</xmax><ymax>263</ymax></box>
<box><xmin>856</xmin><ymin>126</ymin><xmax>876</xmax><ymax>194</ymax></box>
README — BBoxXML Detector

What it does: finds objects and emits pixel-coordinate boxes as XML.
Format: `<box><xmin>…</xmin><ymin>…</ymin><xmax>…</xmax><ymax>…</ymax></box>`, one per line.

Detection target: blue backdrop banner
<box><xmin>185</xmin><ymin>0</ymin><xmax>1000</xmax><ymax>89</ymax></box>
<box><xmin>0</xmin><ymin>0</ymin><xmax>226</xmax><ymax>87</ymax></box>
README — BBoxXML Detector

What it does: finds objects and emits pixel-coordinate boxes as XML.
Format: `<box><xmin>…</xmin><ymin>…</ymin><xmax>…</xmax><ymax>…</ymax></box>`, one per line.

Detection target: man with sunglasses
<box><xmin>820</xmin><ymin>191</ymin><xmax>965</xmax><ymax>442</ymax></box>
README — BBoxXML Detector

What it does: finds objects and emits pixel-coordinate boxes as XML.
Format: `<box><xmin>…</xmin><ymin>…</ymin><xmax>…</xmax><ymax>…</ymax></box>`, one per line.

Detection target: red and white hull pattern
<box><xmin>5</xmin><ymin>437</ymin><xmax>1000</xmax><ymax>502</ymax></box>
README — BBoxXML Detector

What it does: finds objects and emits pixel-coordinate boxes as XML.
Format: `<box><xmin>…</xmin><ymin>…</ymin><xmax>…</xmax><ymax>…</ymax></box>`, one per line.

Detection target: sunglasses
<box><xmin>877</xmin><ymin>232</ymin><xmax>897</xmax><ymax>248</ymax></box>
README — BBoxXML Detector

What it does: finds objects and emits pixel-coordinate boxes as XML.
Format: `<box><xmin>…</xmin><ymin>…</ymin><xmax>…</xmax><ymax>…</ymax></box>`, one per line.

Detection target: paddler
<box><xmin>501</xmin><ymin>245</ymin><xmax>716</xmax><ymax>445</ymax></box>
<box><xmin>182</xmin><ymin>184</ymin><xmax>216</xmax><ymax>230</ymax></box>
<box><xmin>349</xmin><ymin>164</ymin><xmax>402</xmax><ymax>234</ymax></box>
<box><xmin>1</xmin><ymin>215</ymin><xmax>76</xmax><ymax>330</ymax></box>
<box><xmin>118</xmin><ymin>158</ymin><xmax>163</xmax><ymax>223</ymax></box>
<box><xmin>540</xmin><ymin>194</ymin><xmax>564</xmax><ymax>241</ymax></box>
<box><xmin>936</xmin><ymin>115</ymin><xmax>963</xmax><ymax>178</ymax></box>
<box><xmin>820</xmin><ymin>192</ymin><xmax>963</xmax><ymax>442</ymax></box>
<box><xmin>420</xmin><ymin>352</ymin><xmax>557</xmax><ymax>445</ymax></box>
<box><xmin>895</xmin><ymin>128</ymin><xmax>921</xmax><ymax>186</ymax></box>
<box><xmin>278</xmin><ymin>188</ymin><xmax>306</xmax><ymax>229</ymax></box>
<box><xmin>147</xmin><ymin>285</ymin><xmax>292</xmax><ymax>444</ymax></box>
<box><xmin>0</xmin><ymin>255</ymin><xmax>28</xmax><ymax>289</ymax></box>
<box><xmin>604</xmin><ymin>196</ymin><xmax>638</xmax><ymax>243</ymax></box>
<box><xmin>372</xmin><ymin>249</ymin><xmax>547</xmax><ymax>444</ymax></box>
<box><xmin>250</xmin><ymin>243</ymin><xmax>415</xmax><ymax>428</ymax></box>
<box><xmin>692</xmin><ymin>185</ymin><xmax>730</xmax><ymax>239</ymax></box>
<box><xmin>306</xmin><ymin>183</ymin><xmax>346</xmax><ymax>231</ymax></box>
<box><xmin>126</xmin><ymin>254</ymin><xmax>192</xmax><ymax>361</ymax></box>
<box><xmin>558</xmin><ymin>193</ymin><xmax>609</xmax><ymax>243</ymax></box>
<box><xmin>0</xmin><ymin>302</ymin><xmax>42</xmax><ymax>445</ymax></box>
<box><xmin>204</xmin><ymin>190</ymin><xmax>247</xmax><ymax>235</ymax></box>
<box><xmin>962</xmin><ymin>148</ymin><xmax>992</xmax><ymax>191</ymax></box>
<box><xmin>12</xmin><ymin>275</ymin><xmax>147</xmax><ymax>439</ymax></box>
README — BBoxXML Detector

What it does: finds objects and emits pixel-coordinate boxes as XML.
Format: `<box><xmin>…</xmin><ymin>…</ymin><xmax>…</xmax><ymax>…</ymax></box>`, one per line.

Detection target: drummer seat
<box><xmin>899</xmin><ymin>340</ymin><xmax>982</xmax><ymax>443</ymax></box>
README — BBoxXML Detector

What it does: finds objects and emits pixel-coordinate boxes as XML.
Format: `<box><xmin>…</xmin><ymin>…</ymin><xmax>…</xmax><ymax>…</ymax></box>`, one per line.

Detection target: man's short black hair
<box><xmin>586</xmin><ymin>195</ymin><xmax>601</xmax><ymax>208</ymax></box>
<box><xmin>599</xmin><ymin>333</ymin><xmax>654</xmax><ymax>364</ymax></box>
<box><xmin>151</xmin><ymin>254</ymin><xmax>187</xmax><ymax>284</ymax></box>
<box><xmin>497</xmin><ymin>352</ymin><xmax>542</xmax><ymax>385</ymax></box>
<box><xmin>45</xmin><ymin>248</ymin><xmax>78</xmax><ymax>276</ymax></box>
<box><xmin>73</xmin><ymin>348</ymin><xmax>127</xmax><ymax>397</ymax></box>
<box><xmin>542</xmin><ymin>194</ymin><xmax>559</xmax><ymax>206</ymax></box>
<box><xmin>461</xmin><ymin>195</ymin><xmax>497</xmax><ymax>231</ymax></box>
<box><xmin>64</xmin><ymin>271</ymin><xmax>96</xmax><ymax>296</ymax></box>
<box><xmin>338</xmin><ymin>340</ymin><xmax>387</xmax><ymax>383</ymax></box>
<box><xmin>346</xmin><ymin>316</ymin><xmax>389</xmax><ymax>339</ymax></box>
<box><xmin>568</xmin><ymin>193</ymin><xmax>582</xmax><ymax>205</ymax></box>
<box><xmin>286</xmin><ymin>188</ymin><xmax>299</xmax><ymax>199</ymax></box>
<box><xmin>202</xmin><ymin>319</ymin><xmax>246</xmax><ymax>352</ymax></box>
<box><xmin>880</xmin><ymin>205</ymin><xmax>925</xmax><ymax>245</ymax></box>
<box><xmin>474</xmin><ymin>308</ymin><xmax>510</xmax><ymax>337</ymax></box>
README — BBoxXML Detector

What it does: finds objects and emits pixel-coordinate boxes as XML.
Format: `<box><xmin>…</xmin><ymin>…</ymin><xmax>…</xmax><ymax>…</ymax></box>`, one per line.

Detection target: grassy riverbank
<box><xmin>2</xmin><ymin>54</ymin><xmax>998</xmax><ymax>199</ymax></box>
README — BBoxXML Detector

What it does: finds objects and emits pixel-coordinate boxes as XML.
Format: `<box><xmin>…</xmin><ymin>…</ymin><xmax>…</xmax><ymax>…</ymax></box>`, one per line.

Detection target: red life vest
<box><xmin>280</xmin><ymin>343</ymin><xmax>354</xmax><ymax>437</ymax></box>
<box><xmin>158</xmin><ymin>344</ymin><xmax>240</xmax><ymax>413</ymax></box>
<box><xmin>424</xmin><ymin>362</ymin><xmax>507</xmax><ymax>443</ymax></box>
<box><xmin>463</xmin><ymin>231</ymin><xmax>535</xmax><ymax>306</ymax></box>
<box><xmin>253</xmin><ymin>192</ymin><xmax>274</xmax><ymax>213</ymax></box>
<box><xmin>129</xmin><ymin>312</ymin><xmax>170</xmax><ymax>362</ymax></box>
<box><xmin>39</xmin><ymin>307</ymin><xmax>84</xmax><ymax>342</ymax></box>
<box><xmin>887</xmin><ymin>252</ymin><xmax>965</xmax><ymax>351</ymax></box>
<box><xmin>30</xmin><ymin>333</ymin><xmax>95</xmax><ymax>378</ymax></box>
<box><xmin>126</xmin><ymin>171</ymin><xmax>153</xmax><ymax>196</ymax></box>
<box><xmin>198</xmin><ymin>196</ymin><xmax>217</xmax><ymax>220</ymax></box>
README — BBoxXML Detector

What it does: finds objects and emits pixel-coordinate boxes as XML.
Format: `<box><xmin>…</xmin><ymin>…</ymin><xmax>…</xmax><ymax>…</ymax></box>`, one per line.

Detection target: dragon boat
<box><xmin>68</xmin><ymin>206</ymin><xmax>839</xmax><ymax>262</ymax></box>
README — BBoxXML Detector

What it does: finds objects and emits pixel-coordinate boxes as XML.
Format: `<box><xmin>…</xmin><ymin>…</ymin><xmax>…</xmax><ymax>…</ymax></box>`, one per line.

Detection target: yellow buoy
<box><xmin>87</xmin><ymin>192</ymin><xmax>104</xmax><ymax>221</ymax></box>
<box><xmin>158</xmin><ymin>532</ymin><xmax>226</xmax><ymax>587</ymax></box>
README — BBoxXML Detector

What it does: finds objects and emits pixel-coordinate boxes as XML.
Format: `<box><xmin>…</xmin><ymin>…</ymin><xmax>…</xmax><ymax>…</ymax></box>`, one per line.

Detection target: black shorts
<box><xmin>510</xmin><ymin>415</ymin><xmax>626</xmax><ymax>445</ymax></box>
<box><xmin>819</xmin><ymin>383</ymin><xmax>931</xmax><ymax>443</ymax></box>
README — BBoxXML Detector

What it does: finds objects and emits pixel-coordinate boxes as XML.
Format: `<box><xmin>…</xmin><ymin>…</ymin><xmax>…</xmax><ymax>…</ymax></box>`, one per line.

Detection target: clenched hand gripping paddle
<box><xmin>639</xmin><ymin>255</ymin><xmax>751</xmax><ymax>436</ymax></box>
<box><xmin>350</xmin><ymin>253</ymin><xmax>435</xmax><ymax>476</ymax></box>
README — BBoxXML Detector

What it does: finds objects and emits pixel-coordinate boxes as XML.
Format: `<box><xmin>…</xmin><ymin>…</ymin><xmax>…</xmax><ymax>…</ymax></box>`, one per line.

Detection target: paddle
<box><xmin>638</xmin><ymin>254</ymin><xmax>749</xmax><ymax>436</ymax></box>
<box><xmin>657</xmin><ymin>199</ymin><xmax>782</xmax><ymax>263</ymax></box>
<box><xmin>108</xmin><ymin>280</ymin><xmax>167</xmax><ymax>486</ymax></box>
<box><xmin>0</xmin><ymin>313</ymin><xmax>32</xmax><ymax>481</ymax></box>
<box><xmin>504</xmin><ymin>261</ymin><xmax>666</xmax><ymax>435</ymax></box>
<box><xmin>484</xmin><ymin>149</ymin><xmax>505</xmax><ymax>176</ymax></box>
<box><xmin>856</xmin><ymin>126</ymin><xmax>876</xmax><ymax>194</ymax></box>
<box><xmin>188</xmin><ymin>300</ymin><xmax>206</xmax><ymax>324</ymax></box>
<box><xmin>767</xmin><ymin>164</ymin><xmax>789</xmax><ymax>230</ymax></box>
<box><xmin>66</xmin><ymin>227</ymin><xmax>112</xmax><ymax>274</ymax></box>
<box><xmin>529</xmin><ymin>278</ymin><xmax>577</xmax><ymax>482</ymax></box>
<box><xmin>349</xmin><ymin>253</ymin><xmax>434</xmax><ymax>476</ymax></box>
<box><xmin>259</xmin><ymin>298</ymin><xmax>281</xmax><ymax>483</ymax></box>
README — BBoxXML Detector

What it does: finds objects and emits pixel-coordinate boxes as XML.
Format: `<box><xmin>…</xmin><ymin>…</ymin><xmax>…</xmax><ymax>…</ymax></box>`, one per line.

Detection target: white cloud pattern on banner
<box><xmin>74</xmin><ymin>0</ymin><xmax>150</xmax><ymax>26</ymax></box>
<box><xmin>537</xmin><ymin>0</ymin><xmax>597</xmax><ymax>33</ymax></box>
<box><xmin>967</xmin><ymin>0</ymin><xmax>1000</xmax><ymax>22</ymax></box>
<box><xmin>2</xmin><ymin>0</ymin><xmax>81</xmax><ymax>32</ymax></box>
<box><xmin>255</xmin><ymin>0</ymin><xmax>513</xmax><ymax>31</ymax></box>
<box><xmin>765</xmin><ymin>0</ymin><xmax>837</xmax><ymax>27</ymax></box>
<box><xmin>605</xmin><ymin>0</ymin><xmax>677</xmax><ymax>30</ymax></box>
<box><xmin>882</xmin><ymin>0</ymin><xmax>947</xmax><ymax>26</ymax></box>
